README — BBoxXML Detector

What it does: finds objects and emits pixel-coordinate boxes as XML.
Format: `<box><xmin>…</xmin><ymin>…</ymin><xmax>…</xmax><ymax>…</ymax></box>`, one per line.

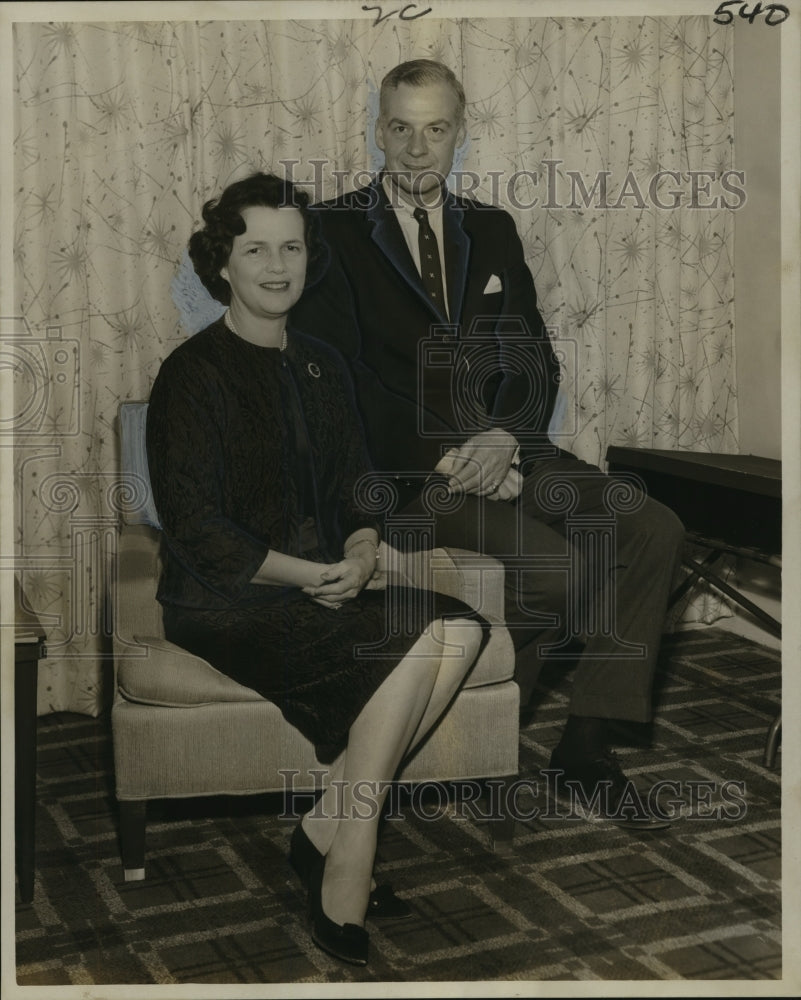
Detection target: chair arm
<box><xmin>436</xmin><ymin>548</ymin><xmax>507</xmax><ymax>623</ymax></box>
<box><xmin>113</xmin><ymin>523</ymin><xmax>165</xmax><ymax>646</ymax></box>
<box><xmin>379</xmin><ymin>543</ymin><xmax>506</xmax><ymax>623</ymax></box>
<box><xmin>116</xmin><ymin>635</ymin><xmax>264</xmax><ymax>707</ymax></box>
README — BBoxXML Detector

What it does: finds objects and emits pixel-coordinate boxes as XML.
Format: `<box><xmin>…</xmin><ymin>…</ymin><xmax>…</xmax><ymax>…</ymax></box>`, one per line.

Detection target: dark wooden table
<box><xmin>605</xmin><ymin>448</ymin><xmax>782</xmax><ymax>766</ymax></box>
<box><xmin>606</xmin><ymin>448</ymin><xmax>781</xmax><ymax>551</ymax></box>
<box><xmin>15</xmin><ymin>578</ymin><xmax>47</xmax><ymax>903</ymax></box>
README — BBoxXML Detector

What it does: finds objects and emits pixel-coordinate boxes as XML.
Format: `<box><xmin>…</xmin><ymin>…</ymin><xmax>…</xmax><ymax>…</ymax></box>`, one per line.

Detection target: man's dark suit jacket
<box><xmin>292</xmin><ymin>177</ymin><xmax>561</xmax><ymax>478</ymax></box>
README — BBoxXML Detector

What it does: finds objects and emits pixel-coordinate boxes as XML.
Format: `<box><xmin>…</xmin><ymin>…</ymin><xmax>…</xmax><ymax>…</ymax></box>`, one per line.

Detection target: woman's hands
<box><xmin>302</xmin><ymin>536</ymin><xmax>381</xmax><ymax>609</ymax></box>
<box><xmin>302</xmin><ymin>556</ymin><xmax>372</xmax><ymax>608</ymax></box>
<box><xmin>254</xmin><ymin>534</ymin><xmax>382</xmax><ymax>609</ymax></box>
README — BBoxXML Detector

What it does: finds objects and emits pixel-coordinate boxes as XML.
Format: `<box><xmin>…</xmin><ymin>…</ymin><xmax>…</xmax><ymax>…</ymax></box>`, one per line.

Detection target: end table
<box><xmin>15</xmin><ymin>577</ymin><xmax>46</xmax><ymax>903</ymax></box>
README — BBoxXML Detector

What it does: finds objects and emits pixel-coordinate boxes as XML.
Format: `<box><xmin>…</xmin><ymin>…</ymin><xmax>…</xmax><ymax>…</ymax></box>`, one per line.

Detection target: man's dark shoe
<box><xmin>547</xmin><ymin>747</ymin><xmax>672</xmax><ymax>831</ymax></box>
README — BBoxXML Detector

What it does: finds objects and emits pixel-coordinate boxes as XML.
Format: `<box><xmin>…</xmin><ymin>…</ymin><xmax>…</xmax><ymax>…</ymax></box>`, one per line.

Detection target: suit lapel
<box><xmin>364</xmin><ymin>180</ymin><xmax>469</xmax><ymax>326</ymax></box>
<box><xmin>365</xmin><ymin>181</ymin><xmax>436</xmax><ymax>319</ymax></box>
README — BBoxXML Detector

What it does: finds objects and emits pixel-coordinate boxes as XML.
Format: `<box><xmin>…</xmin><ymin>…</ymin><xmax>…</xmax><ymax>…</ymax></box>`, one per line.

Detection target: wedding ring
<box><xmin>488</xmin><ymin>480</ymin><xmax>500</xmax><ymax>494</ymax></box>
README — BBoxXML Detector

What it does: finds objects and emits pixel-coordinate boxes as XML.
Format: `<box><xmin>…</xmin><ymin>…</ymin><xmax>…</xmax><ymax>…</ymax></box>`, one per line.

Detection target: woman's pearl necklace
<box><xmin>224</xmin><ymin>310</ymin><xmax>287</xmax><ymax>351</ymax></box>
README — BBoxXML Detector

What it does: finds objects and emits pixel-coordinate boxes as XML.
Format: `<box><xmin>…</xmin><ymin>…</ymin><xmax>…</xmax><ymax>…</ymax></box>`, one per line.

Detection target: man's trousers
<box><xmin>398</xmin><ymin>454</ymin><xmax>686</xmax><ymax>723</ymax></box>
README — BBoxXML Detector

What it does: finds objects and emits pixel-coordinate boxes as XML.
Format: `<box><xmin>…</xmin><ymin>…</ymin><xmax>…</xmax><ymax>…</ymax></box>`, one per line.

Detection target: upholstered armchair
<box><xmin>112</xmin><ymin>403</ymin><xmax>519</xmax><ymax>880</ymax></box>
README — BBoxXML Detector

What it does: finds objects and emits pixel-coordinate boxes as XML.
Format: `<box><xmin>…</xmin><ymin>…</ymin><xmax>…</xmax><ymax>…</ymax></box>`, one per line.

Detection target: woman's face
<box><xmin>220</xmin><ymin>205</ymin><xmax>308</xmax><ymax>321</ymax></box>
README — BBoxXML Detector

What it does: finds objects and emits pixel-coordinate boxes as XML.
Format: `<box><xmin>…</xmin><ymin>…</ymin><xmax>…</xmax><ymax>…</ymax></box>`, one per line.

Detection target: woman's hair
<box><xmin>188</xmin><ymin>172</ymin><xmax>328</xmax><ymax>305</ymax></box>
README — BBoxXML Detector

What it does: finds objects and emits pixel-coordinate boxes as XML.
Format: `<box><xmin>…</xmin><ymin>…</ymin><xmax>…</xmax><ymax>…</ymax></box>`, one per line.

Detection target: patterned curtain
<box><xmin>12</xmin><ymin>16</ymin><xmax>737</xmax><ymax>716</ymax></box>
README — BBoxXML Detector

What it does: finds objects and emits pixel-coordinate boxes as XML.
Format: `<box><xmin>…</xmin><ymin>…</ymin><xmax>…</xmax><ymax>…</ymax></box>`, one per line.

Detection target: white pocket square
<box><xmin>483</xmin><ymin>274</ymin><xmax>502</xmax><ymax>294</ymax></box>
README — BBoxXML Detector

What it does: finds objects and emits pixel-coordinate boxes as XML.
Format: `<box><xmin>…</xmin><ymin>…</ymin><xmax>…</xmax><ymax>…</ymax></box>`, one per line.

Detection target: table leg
<box><xmin>764</xmin><ymin>712</ymin><xmax>782</xmax><ymax>769</ymax></box>
<box><xmin>15</xmin><ymin>648</ymin><xmax>39</xmax><ymax>904</ymax></box>
<box><xmin>669</xmin><ymin>549</ymin><xmax>724</xmax><ymax>609</ymax></box>
<box><xmin>681</xmin><ymin>553</ymin><xmax>781</xmax><ymax>639</ymax></box>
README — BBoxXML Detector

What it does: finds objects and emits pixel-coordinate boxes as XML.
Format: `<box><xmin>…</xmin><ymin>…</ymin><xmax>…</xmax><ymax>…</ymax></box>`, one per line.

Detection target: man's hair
<box><xmin>187</xmin><ymin>172</ymin><xmax>328</xmax><ymax>305</ymax></box>
<box><xmin>379</xmin><ymin>59</ymin><xmax>466</xmax><ymax>122</ymax></box>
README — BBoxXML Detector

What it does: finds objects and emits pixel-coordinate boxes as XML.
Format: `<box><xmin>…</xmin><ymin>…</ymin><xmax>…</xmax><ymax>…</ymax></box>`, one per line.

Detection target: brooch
<box><xmin>307</xmin><ymin>362</ymin><xmax>321</xmax><ymax>378</ymax></box>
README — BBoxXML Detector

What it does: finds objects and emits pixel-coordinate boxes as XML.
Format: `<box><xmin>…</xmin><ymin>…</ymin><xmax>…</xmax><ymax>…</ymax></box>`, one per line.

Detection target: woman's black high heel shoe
<box><xmin>308</xmin><ymin>851</ymin><xmax>369</xmax><ymax>967</ymax></box>
<box><xmin>289</xmin><ymin>821</ymin><xmax>412</xmax><ymax>920</ymax></box>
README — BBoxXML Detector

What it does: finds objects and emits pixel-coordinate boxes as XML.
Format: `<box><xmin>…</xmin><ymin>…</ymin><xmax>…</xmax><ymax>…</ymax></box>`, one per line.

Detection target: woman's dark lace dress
<box><xmin>147</xmin><ymin>319</ymin><xmax>486</xmax><ymax>763</ymax></box>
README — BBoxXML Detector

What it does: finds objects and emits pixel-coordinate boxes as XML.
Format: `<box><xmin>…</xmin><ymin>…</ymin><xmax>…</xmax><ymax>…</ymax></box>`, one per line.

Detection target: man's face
<box><xmin>376</xmin><ymin>81</ymin><xmax>466</xmax><ymax>205</ymax></box>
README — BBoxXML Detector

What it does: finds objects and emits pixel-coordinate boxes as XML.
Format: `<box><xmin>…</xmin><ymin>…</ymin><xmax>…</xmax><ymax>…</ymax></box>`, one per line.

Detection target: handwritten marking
<box><xmin>713</xmin><ymin>2</ymin><xmax>790</xmax><ymax>25</ymax></box>
<box><xmin>362</xmin><ymin>3</ymin><xmax>433</xmax><ymax>26</ymax></box>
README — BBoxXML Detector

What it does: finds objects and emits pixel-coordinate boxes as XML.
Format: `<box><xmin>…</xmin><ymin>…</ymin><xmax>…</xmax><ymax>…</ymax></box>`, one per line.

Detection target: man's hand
<box><xmin>434</xmin><ymin>429</ymin><xmax>520</xmax><ymax>498</ymax></box>
<box><xmin>487</xmin><ymin>465</ymin><xmax>523</xmax><ymax>501</ymax></box>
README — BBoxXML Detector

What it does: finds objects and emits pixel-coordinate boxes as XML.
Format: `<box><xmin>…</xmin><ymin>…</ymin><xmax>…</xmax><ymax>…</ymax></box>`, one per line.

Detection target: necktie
<box><xmin>413</xmin><ymin>207</ymin><xmax>446</xmax><ymax>312</ymax></box>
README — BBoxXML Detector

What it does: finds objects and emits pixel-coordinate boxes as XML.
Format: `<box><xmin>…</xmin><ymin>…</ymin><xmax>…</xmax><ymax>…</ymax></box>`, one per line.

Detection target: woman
<box><xmin>146</xmin><ymin>172</ymin><xmax>487</xmax><ymax>966</ymax></box>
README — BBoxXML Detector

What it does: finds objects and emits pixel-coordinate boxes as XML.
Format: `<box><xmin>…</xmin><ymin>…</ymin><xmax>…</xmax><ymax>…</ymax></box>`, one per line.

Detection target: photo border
<box><xmin>1</xmin><ymin>2</ymin><xmax>798</xmax><ymax>997</ymax></box>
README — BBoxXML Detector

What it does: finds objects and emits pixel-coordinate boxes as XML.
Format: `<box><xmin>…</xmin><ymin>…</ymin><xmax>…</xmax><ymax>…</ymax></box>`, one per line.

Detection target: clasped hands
<box><xmin>434</xmin><ymin>428</ymin><xmax>523</xmax><ymax>501</ymax></box>
<box><xmin>303</xmin><ymin>542</ymin><xmax>383</xmax><ymax>610</ymax></box>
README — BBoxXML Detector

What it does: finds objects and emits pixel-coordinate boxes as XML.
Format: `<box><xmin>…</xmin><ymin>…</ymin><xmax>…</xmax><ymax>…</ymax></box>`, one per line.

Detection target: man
<box><xmin>293</xmin><ymin>59</ymin><xmax>685</xmax><ymax>829</ymax></box>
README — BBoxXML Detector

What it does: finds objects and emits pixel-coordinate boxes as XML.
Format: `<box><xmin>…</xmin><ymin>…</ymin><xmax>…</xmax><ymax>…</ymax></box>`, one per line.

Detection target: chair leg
<box><xmin>119</xmin><ymin>799</ymin><xmax>147</xmax><ymax>881</ymax></box>
<box><xmin>764</xmin><ymin>712</ymin><xmax>782</xmax><ymax>769</ymax></box>
<box><xmin>484</xmin><ymin>776</ymin><xmax>517</xmax><ymax>852</ymax></box>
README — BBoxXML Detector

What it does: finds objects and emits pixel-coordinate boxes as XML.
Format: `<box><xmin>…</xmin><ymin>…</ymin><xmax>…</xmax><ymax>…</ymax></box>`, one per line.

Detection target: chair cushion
<box><xmin>119</xmin><ymin>617</ymin><xmax>512</xmax><ymax>711</ymax></box>
<box><xmin>118</xmin><ymin>636</ymin><xmax>266</xmax><ymax>707</ymax></box>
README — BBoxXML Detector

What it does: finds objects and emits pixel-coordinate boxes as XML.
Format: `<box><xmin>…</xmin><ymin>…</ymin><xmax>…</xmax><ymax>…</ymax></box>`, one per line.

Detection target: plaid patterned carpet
<box><xmin>14</xmin><ymin>627</ymin><xmax>782</xmax><ymax>987</ymax></box>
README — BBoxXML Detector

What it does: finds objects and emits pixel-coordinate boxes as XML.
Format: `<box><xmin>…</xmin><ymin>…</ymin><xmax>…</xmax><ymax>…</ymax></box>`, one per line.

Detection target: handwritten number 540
<box><xmin>713</xmin><ymin>2</ymin><xmax>790</xmax><ymax>25</ymax></box>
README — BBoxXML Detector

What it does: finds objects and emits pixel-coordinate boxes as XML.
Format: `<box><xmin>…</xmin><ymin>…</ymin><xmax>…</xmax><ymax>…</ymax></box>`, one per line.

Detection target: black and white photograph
<box><xmin>1</xmin><ymin>0</ymin><xmax>799</xmax><ymax>996</ymax></box>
